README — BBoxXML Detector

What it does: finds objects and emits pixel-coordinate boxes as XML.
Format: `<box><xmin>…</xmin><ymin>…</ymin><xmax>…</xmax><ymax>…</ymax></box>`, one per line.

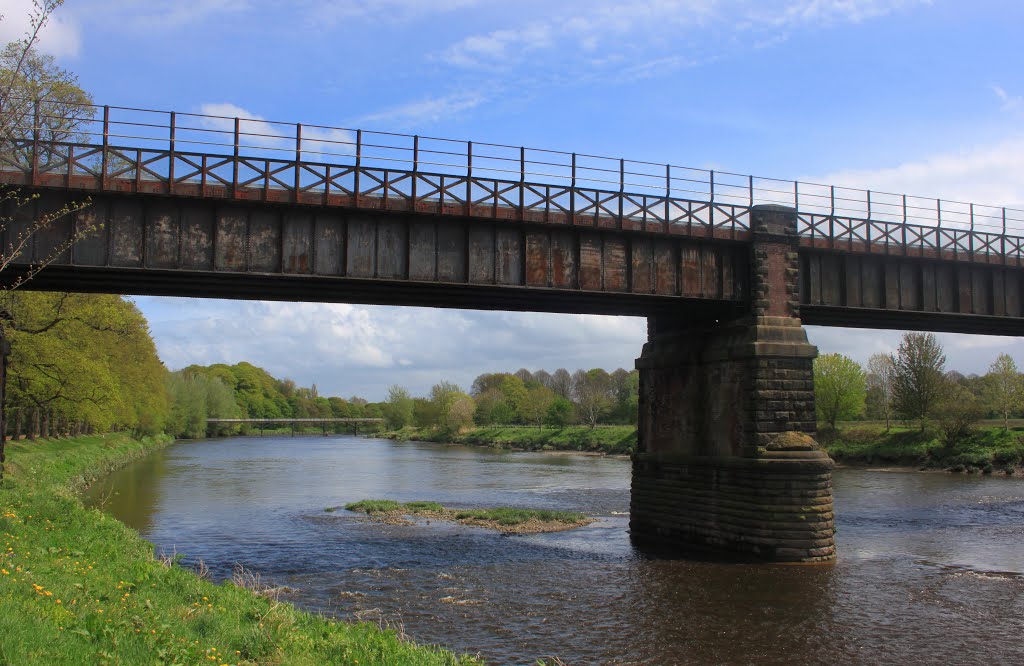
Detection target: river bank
<box><xmin>822</xmin><ymin>425</ymin><xmax>1024</xmax><ymax>473</ymax></box>
<box><xmin>381</xmin><ymin>424</ymin><xmax>637</xmax><ymax>455</ymax></box>
<box><xmin>0</xmin><ymin>434</ymin><xmax>477</xmax><ymax>665</ymax></box>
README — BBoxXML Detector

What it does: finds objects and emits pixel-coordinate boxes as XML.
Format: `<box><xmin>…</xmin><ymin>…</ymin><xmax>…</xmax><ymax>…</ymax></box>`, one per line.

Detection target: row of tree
<box><xmin>168</xmin><ymin>363</ymin><xmax>385</xmax><ymax>438</ymax></box>
<box><xmin>0</xmin><ymin>291</ymin><xmax>391</xmax><ymax>440</ymax></box>
<box><xmin>814</xmin><ymin>331</ymin><xmax>1023</xmax><ymax>438</ymax></box>
<box><xmin>382</xmin><ymin>367</ymin><xmax>640</xmax><ymax>432</ymax></box>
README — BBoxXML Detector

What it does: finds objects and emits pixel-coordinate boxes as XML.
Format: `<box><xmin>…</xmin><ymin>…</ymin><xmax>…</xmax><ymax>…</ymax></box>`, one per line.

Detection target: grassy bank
<box><xmin>824</xmin><ymin>424</ymin><xmax>1024</xmax><ymax>472</ymax></box>
<box><xmin>0</xmin><ymin>434</ymin><xmax>478</xmax><ymax>665</ymax></box>
<box><xmin>383</xmin><ymin>425</ymin><xmax>637</xmax><ymax>455</ymax></box>
<box><xmin>343</xmin><ymin>499</ymin><xmax>592</xmax><ymax>534</ymax></box>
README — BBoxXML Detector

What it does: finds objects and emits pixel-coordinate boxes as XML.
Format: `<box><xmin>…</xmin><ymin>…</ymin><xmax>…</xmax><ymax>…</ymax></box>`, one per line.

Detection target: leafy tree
<box><xmin>572</xmin><ymin>368</ymin><xmax>613</xmax><ymax>428</ymax></box>
<box><xmin>520</xmin><ymin>385</ymin><xmax>555</xmax><ymax>429</ymax></box>
<box><xmin>865</xmin><ymin>353</ymin><xmax>896</xmax><ymax>431</ymax></box>
<box><xmin>892</xmin><ymin>332</ymin><xmax>946</xmax><ymax>431</ymax></box>
<box><xmin>545</xmin><ymin>396</ymin><xmax>574</xmax><ymax>427</ymax></box>
<box><xmin>935</xmin><ymin>381</ymin><xmax>984</xmax><ymax>450</ymax></box>
<box><xmin>982</xmin><ymin>353</ymin><xmax>1022</xmax><ymax>430</ymax></box>
<box><xmin>444</xmin><ymin>394</ymin><xmax>476</xmax><ymax>432</ymax></box>
<box><xmin>383</xmin><ymin>385</ymin><xmax>414</xmax><ymax>429</ymax></box>
<box><xmin>813</xmin><ymin>353</ymin><xmax>866</xmax><ymax>430</ymax></box>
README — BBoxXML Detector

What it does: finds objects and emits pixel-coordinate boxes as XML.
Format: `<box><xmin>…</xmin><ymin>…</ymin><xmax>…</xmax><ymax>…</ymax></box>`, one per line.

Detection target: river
<box><xmin>84</xmin><ymin>435</ymin><xmax>1024</xmax><ymax>665</ymax></box>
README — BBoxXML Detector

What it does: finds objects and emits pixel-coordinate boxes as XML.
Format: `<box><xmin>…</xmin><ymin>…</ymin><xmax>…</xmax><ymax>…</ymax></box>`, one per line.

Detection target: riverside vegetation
<box><xmin>0</xmin><ymin>433</ymin><xmax>479</xmax><ymax>665</ymax></box>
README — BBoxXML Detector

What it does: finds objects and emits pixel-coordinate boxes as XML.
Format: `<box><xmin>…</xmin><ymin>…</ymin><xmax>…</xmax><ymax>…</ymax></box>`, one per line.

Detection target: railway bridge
<box><xmin>3</xmin><ymin>101</ymin><xmax>1023</xmax><ymax>562</ymax></box>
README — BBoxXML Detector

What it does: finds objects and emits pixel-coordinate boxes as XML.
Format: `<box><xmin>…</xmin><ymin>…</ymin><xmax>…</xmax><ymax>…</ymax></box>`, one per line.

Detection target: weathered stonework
<box><xmin>630</xmin><ymin>205</ymin><xmax>837</xmax><ymax>563</ymax></box>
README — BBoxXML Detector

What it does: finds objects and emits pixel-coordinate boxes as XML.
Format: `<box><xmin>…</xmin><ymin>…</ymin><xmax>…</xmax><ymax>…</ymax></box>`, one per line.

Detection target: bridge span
<box><xmin>4</xmin><ymin>101</ymin><xmax>1024</xmax><ymax>562</ymax></box>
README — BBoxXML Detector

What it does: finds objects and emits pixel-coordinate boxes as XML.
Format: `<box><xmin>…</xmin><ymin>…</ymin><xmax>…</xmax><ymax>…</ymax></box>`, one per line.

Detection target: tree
<box><xmin>383</xmin><ymin>385</ymin><xmax>414</xmax><ymax>429</ymax></box>
<box><xmin>813</xmin><ymin>353</ymin><xmax>866</xmax><ymax>430</ymax></box>
<box><xmin>892</xmin><ymin>332</ymin><xmax>946</xmax><ymax>431</ymax></box>
<box><xmin>545</xmin><ymin>396</ymin><xmax>574</xmax><ymax>427</ymax></box>
<box><xmin>935</xmin><ymin>382</ymin><xmax>984</xmax><ymax>450</ymax></box>
<box><xmin>572</xmin><ymin>368</ymin><xmax>613</xmax><ymax>428</ymax></box>
<box><xmin>444</xmin><ymin>394</ymin><xmax>476</xmax><ymax>432</ymax></box>
<box><xmin>865</xmin><ymin>353</ymin><xmax>896</xmax><ymax>431</ymax></box>
<box><xmin>982</xmin><ymin>353</ymin><xmax>1022</xmax><ymax>430</ymax></box>
<box><xmin>520</xmin><ymin>385</ymin><xmax>555</xmax><ymax>429</ymax></box>
<box><xmin>550</xmin><ymin>368</ymin><xmax>573</xmax><ymax>399</ymax></box>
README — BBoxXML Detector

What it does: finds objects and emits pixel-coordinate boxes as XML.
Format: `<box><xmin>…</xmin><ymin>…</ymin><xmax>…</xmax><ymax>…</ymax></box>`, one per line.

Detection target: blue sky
<box><xmin>4</xmin><ymin>0</ymin><xmax>1024</xmax><ymax>399</ymax></box>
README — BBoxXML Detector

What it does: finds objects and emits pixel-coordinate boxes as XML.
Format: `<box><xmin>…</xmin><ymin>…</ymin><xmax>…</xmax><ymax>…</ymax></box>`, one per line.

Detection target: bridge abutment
<box><xmin>630</xmin><ymin>206</ymin><xmax>836</xmax><ymax>563</ymax></box>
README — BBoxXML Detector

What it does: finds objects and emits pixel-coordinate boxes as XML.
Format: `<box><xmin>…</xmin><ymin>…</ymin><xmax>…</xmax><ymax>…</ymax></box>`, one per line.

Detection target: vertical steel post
<box><xmin>411</xmin><ymin>135</ymin><xmax>419</xmax><ymax>207</ymax></box>
<box><xmin>354</xmin><ymin>129</ymin><xmax>362</xmax><ymax>207</ymax></box>
<box><xmin>294</xmin><ymin>123</ymin><xmax>302</xmax><ymax>202</ymax></box>
<box><xmin>101</xmin><ymin>105</ymin><xmax>110</xmax><ymax>190</ymax></box>
<box><xmin>665</xmin><ymin>164</ymin><xmax>671</xmax><ymax>226</ymax></box>
<box><xmin>466</xmin><ymin>141</ymin><xmax>473</xmax><ymax>215</ymax></box>
<box><xmin>570</xmin><ymin>153</ymin><xmax>576</xmax><ymax>222</ymax></box>
<box><xmin>232</xmin><ymin>117</ymin><xmax>240</xmax><ymax>198</ymax></box>
<box><xmin>168</xmin><ymin>111</ymin><xmax>176</xmax><ymax>195</ymax></box>
<box><xmin>519</xmin><ymin>146</ymin><xmax>525</xmax><ymax>219</ymax></box>
<box><xmin>618</xmin><ymin>158</ymin><xmax>624</xmax><ymax>226</ymax></box>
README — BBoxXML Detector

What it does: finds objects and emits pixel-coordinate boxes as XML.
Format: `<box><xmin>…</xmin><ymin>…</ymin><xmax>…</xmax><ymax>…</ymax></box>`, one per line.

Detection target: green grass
<box><xmin>452</xmin><ymin>508</ymin><xmax>588</xmax><ymax>526</ymax></box>
<box><xmin>824</xmin><ymin>423</ymin><xmax>1024</xmax><ymax>471</ymax></box>
<box><xmin>383</xmin><ymin>425</ymin><xmax>637</xmax><ymax>455</ymax></box>
<box><xmin>345</xmin><ymin>499</ymin><xmax>589</xmax><ymax>528</ymax></box>
<box><xmin>343</xmin><ymin>499</ymin><xmax>403</xmax><ymax>514</ymax></box>
<box><xmin>0</xmin><ymin>434</ymin><xmax>479</xmax><ymax>665</ymax></box>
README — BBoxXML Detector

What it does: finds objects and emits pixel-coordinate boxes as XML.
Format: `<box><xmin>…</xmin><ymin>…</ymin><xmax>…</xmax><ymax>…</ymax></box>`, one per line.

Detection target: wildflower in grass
<box><xmin>1</xmin><ymin>569</ymin><xmax>8</xmax><ymax>575</ymax></box>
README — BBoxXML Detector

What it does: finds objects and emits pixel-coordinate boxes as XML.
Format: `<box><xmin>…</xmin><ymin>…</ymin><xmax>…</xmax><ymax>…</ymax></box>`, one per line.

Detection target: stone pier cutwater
<box><xmin>630</xmin><ymin>205</ymin><xmax>836</xmax><ymax>563</ymax></box>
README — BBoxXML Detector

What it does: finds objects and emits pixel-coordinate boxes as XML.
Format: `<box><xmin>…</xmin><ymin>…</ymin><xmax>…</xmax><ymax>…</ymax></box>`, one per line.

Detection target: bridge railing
<box><xmin>2</xmin><ymin>98</ymin><xmax>1023</xmax><ymax>258</ymax></box>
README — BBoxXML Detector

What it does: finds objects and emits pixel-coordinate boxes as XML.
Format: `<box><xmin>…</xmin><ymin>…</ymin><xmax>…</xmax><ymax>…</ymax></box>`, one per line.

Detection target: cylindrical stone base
<box><xmin>630</xmin><ymin>452</ymin><xmax>836</xmax><ymax>563</ymax></box>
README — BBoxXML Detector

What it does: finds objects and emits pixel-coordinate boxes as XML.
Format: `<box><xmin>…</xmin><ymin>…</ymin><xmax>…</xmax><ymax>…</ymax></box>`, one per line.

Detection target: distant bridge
<box><xmin>6</xmin><ymin>99</ymin><xmax>1024</xmax><ymax>562</ymax></box>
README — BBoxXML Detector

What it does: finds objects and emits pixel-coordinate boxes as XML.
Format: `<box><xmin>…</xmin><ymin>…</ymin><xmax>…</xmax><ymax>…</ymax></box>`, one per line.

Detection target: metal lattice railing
<box><xmin>1</xmin><ymin>99</ymin><xmax>1022</xmax><ymax>258</ymax></box>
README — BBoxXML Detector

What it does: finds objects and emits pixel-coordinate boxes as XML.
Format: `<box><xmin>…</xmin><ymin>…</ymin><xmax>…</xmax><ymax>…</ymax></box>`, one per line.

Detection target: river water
<box><xmin>84</xmin><ymin>435</ymin><xmax>1024</xmax><ymax>665</ymax></box>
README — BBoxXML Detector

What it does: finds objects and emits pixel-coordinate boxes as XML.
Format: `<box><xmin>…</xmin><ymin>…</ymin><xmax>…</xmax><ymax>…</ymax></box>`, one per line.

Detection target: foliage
<box><xmin>892</xmin><ymin>332</ymin><xmax>946</xmax><ymax>431</ymax></box>
<box><xmin>572</xmin><ymin>369</ymin><xmax>613</xmax><ymax>428</ymax></box>
<box><xmin>865</xmin><ymin>353</ymin><xmax>895</xmax><ymax>430</ymax></box>
<box><xmin>165</xmin><ymin>371</ymin><xmax>240</xmax><ymax>439</ymax></box>
<box><xmin>934</xmin><ymin>382</ymin><xmax>985</xmax><ymax>450</ymax></box>
<box><xmin>0</xmin><ymin>434</ymin><xmax>479</xmax><ymax>665</ymax></box>
<box><xmin>519</xmin><ymin>385</ymin><xmax>554</xmax><ymax>429</ymax></box>
<box><xmin>982</xmin><ymin>353</ymin><xmax>1022</xmax><ymax>430</ymax></box>
<box><xmin>813</xmin><ymin>353</ymin><xmax>866</xmax><ymax>430</ymax></box>
<box><xmin>545</xmin><ymin>396</ymin><xmax>575</xmax><ymax>427</ymax></box>
<box><xmin>2</xmin><ymin>292</ymin><xmax>168</xmax><ymax>438</ymax></box>
<box><xmin>383</xmin><ymin>385</ymin><xmax>414</xmax><ymax>429</ymax></box>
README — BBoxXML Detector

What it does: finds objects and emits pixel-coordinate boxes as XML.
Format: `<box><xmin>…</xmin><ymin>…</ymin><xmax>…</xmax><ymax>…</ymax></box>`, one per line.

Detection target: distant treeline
<box><xmin>0</xmin><ymin>291</ymin><xmax>386</xmax><ymax>440</ymax></box>
<box><xmin>381</xmin><ymin>368</ymin><xmax>639</xmax><ymax>433</ymax></box>
<box><xmin>170</xmin><ymin>363</ymin><xmax>385</xmax><ymax>438</ymax></box>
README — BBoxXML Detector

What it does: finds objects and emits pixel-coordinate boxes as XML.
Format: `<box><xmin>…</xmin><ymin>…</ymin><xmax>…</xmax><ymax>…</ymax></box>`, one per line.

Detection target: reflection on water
<box><xmin>85</xmin><ymin>436</ymin><xmax>1024</xmax><ymax>665</ymax></box>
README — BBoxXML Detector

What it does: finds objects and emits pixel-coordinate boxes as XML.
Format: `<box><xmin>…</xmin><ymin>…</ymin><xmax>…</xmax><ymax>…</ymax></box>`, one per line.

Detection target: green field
<box><xmin>0</xmin><ymin>434</ymin><xmax>478</xmax><ymax>665</ymax></box>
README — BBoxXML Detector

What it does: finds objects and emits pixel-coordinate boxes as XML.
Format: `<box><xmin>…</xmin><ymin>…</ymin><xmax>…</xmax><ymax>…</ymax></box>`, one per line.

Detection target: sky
<box><xmin>3</xmin><ymin>0</ymin><xmax>1024</xmax><ymax>399</ymax></box>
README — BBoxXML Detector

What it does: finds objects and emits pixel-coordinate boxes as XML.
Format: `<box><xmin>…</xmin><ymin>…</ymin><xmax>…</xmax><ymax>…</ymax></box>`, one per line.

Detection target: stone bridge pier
<box><xmin>630</xmin><ymin>205</ymin><xmax>836</xmax><ymax>563</ymax></box>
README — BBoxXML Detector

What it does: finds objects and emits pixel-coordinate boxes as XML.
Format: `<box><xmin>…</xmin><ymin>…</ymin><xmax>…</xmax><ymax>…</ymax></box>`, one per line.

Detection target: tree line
<box><xmin>814</xmin><ymin>331</ymin><xmax>1023</xmax><ymax>444</ymax></box>
<box><xmin>0</xmin><ymin>291</ymin><xmax>387</xmax><ymax>440</ymax></box>
<box><xmin>382</xmin><ymin>368</ymin><xmax>640</xmax><ymax>433</ymax></box>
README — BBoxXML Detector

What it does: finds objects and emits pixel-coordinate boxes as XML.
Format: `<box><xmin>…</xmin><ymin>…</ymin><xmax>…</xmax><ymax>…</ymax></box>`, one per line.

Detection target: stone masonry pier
<box><xmin>630</xmin><ymin>206</ymin><xmax>836</xmax><ymax>563</ymax></box>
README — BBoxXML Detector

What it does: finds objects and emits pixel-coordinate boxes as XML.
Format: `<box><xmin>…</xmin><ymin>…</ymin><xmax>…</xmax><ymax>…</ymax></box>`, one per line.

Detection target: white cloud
<box><xmin>815</xmin><ymin>135</ymin><xmax>1024</xmax><ymax>230</ymax></box>
<box><xmin>992</xmin><ymin>85</ymin><xmax>1023</xmax><ymax>114</ymax></box>
<box><xmin>73</xmin><ymin>0</ymin><xmax>250</xmax><ymax>31</ymax></box>
<box><xmin>142</xmin><ymin>297</ymin><xmax>645</xmax><ymax>401</ymax></box>
<box><xmin>440</xmin><ymin>0</ymin><xmax>926</xmax><ymax>68</ymax></box>
<box><xmin>0</xmin><ymin>0</ymin><xmax>81</xmax><ymax>57</ymax></box>
<box><xmin>358</xmin><ymin>91</ymin><xmax>490</xmax><ymax>128</ymax></box>
<box><xmin>308</xmin><ymin>0</ymin><xmax>482</xmax><ymax>25</ymax></box>
<box><xmin>195</xmin><ymin>102</ymin><xmax>354</xmax><ymax>159</ymax></box>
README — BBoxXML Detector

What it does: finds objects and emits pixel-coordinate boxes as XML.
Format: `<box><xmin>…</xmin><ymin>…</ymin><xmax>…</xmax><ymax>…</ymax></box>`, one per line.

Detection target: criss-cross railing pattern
<box><xmin>2</xmin><ymin>99</ymin><xmax>1022</xmax><ymax>260</ymax></box>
